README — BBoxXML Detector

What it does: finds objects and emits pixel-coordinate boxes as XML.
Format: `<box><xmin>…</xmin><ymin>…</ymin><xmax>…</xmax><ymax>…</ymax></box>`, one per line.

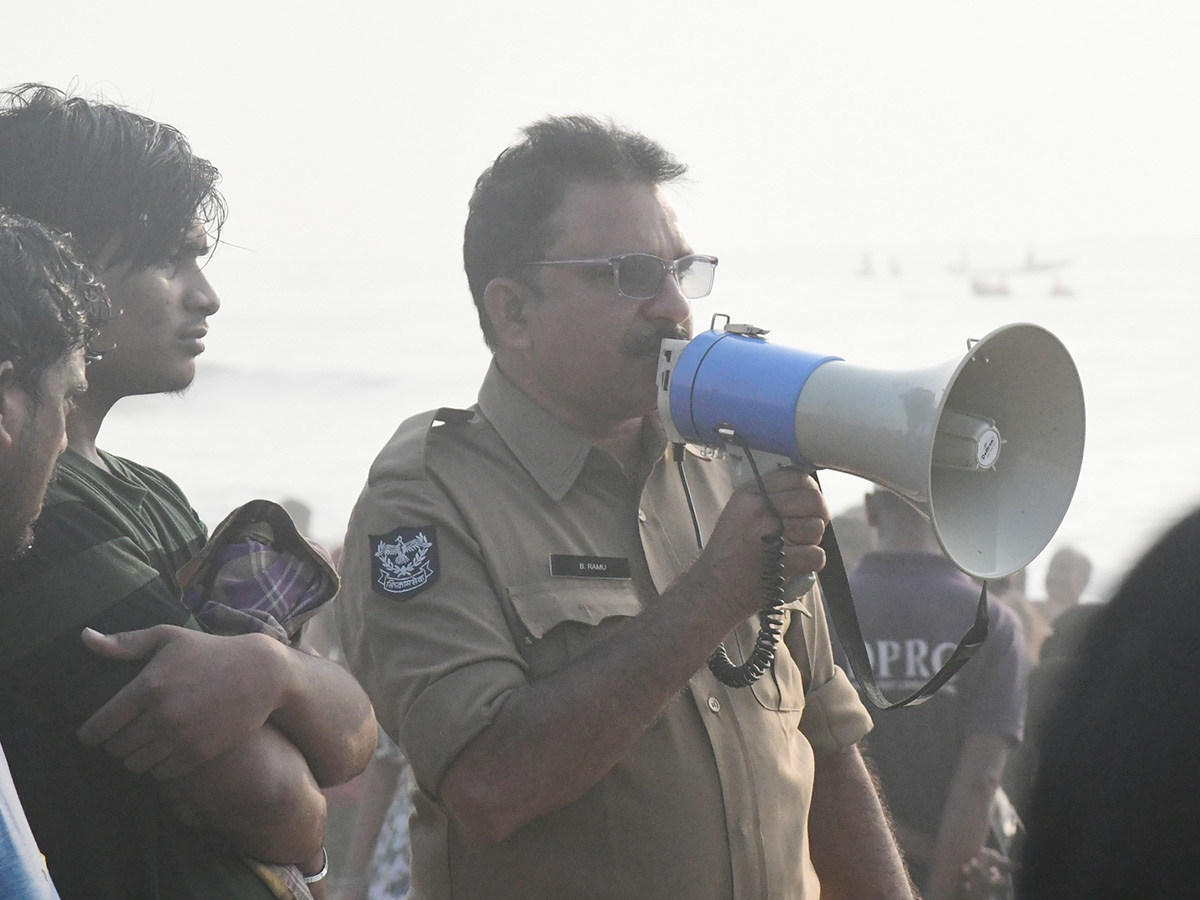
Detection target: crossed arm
<box><xmin>163</xmin><ymin>717</ymin><xmax>327</xmax><ymax>864</ymax></box>
<box><xmin>77</xmin><ymin>625</ymin><xmax>377</xmax><ymax>786</ymax></box>
<box><xmin>76</xmin><ymin>623</ymin><xmax>377</xmax><ymax>865</ymax></box>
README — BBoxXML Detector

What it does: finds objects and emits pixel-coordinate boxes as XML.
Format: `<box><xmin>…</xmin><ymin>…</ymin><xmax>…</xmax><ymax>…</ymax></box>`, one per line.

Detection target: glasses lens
<box><xmin>677</xmin><ymin>256</ymin><xmax>716</xmax><ymax>299</ymax></box>
<box><xmin>614</xmin><ymin>254</ymin><xmax>667</xmax><ymax>300</ymax></box>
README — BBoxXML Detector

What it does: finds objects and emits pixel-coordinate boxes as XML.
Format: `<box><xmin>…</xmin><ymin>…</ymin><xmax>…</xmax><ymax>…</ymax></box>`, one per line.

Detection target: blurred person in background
<box><xmin>1018</xmin><ymin>509</ymin><xmax>1200</xmax><ymax>899</ymax></box>
<box><xmin>844</xmin><ymin>488</ymin><xmax>1027</xmax><ymax>900</ymax></box>
<box><xmin>1036</xmin><ymin>546</ymin><xmax>1092</xmax><ymax>626</ymax></box>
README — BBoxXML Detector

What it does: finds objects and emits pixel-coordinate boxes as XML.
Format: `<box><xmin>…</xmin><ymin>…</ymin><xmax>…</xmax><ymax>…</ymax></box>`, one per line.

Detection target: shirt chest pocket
<box><xmin>507</xmin><ymin>579</ymin><xmax>644</xmax><ymax>680</ymax></box>
<box><xmin>740</xmin><ymin>602</ymin><xmax>810</xmax><ymax>719</ymax></box>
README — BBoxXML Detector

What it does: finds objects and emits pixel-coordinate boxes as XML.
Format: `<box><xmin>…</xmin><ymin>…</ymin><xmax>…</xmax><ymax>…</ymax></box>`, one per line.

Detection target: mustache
<box><xmin>622</xmin><ymin>323</ymin><xmax>691</xmax><ymax>356</ymax></box>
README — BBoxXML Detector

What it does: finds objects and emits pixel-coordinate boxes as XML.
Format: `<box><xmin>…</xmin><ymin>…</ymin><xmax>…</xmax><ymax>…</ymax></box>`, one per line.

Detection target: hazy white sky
<box><xmin>7</xmin><ymin>1</ymin><xmax>1199</xmax><ymax>279</ymax></box>
<box><xmin>7</xmin><ymin>2</ymin><xmax>1198</xmax><ymax>584</ymax></box>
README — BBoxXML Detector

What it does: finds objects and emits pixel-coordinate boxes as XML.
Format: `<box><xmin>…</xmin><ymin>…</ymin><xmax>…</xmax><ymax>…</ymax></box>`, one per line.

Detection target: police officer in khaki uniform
<box><xmin>336</xmin><ymin>116</ymin><xmax>915</xmax><ymax>900</ymax></box>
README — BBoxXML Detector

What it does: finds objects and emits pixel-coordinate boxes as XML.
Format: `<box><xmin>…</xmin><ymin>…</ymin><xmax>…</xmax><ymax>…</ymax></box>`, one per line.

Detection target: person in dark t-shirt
<box><xmin>842</xmin><ymin>489</ymin><xmax>1027</xmax><ymax>900</ymax></box>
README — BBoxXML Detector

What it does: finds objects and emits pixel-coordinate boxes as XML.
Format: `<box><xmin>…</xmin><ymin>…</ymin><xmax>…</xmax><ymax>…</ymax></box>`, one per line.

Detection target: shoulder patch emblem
<box><xmin>370</xmin><ymin>526</ymin><xmax>439</xmax><ymax>599</ymax></box>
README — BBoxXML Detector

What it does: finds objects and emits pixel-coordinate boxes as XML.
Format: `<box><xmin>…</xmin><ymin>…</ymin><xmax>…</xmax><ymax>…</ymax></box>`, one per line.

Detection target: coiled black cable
<box><xmin>674</xmin><ymin>437</ymin><xmax>790</xmax><ymax>688</ymax></box>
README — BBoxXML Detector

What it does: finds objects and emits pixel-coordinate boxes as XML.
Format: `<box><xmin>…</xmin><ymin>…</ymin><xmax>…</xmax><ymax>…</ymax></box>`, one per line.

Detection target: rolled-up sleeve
<box><xmin>791</xmin><ymin>583</ymin><xmax>874</xmax><ymax>755</ymax></box>
<box><xmin>335</xmin><ymin>449</ymin><xmax>527</xmax><ymax>795</ymax></box>
<box><xmin>799</xmin><ymin>666</ymin><xmax>873</xmax><ymax>755</ymax></box>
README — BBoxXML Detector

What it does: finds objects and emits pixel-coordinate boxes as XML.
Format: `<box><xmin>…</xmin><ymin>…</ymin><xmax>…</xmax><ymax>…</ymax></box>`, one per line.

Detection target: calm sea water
<box><xmin>100</xmin><ymin>234</ymin><xmax>1200</xmax><ymax>601</ymax></box>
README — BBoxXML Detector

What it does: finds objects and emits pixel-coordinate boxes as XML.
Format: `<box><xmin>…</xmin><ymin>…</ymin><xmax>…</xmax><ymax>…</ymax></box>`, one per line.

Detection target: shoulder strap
<box><xmin>819</xmin><ymin>517</ymin><xmax>990</xmax><ymax>710</ymax></box>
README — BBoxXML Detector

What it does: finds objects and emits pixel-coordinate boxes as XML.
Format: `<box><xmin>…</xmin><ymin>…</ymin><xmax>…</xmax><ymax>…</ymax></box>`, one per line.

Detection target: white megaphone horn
<box><xmin>656</xmin><ymin>318</ymin><xmax>1086</xmax><ymax>580</ymax></box>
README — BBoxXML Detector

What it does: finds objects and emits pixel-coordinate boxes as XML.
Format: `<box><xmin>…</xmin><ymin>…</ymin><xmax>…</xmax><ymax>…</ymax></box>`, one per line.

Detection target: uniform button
<box><xmin>707</xmin><ymin>697</ymin><xmax>721</xmax><ymax>714</ymax></box>
<box><xmin>638</xmin><ymin>509</ymin><xmax>648</xmax><ymax>523</ymax></box>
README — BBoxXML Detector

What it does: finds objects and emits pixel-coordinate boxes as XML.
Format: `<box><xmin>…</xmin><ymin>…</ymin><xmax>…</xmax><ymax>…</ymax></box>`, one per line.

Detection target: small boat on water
<box><xmin>971</xmin><ymin>275</ymin><xmax>1011</xmax><ymax>297</ymax></box>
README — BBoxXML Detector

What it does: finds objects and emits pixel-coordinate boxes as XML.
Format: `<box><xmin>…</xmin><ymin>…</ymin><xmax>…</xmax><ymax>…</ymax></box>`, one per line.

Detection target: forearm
<box><xmin>924</xmin><ymin>736</ymin><xmax>1009</xmax><ymax>900</ymax></box>
<box><xmin>439</xmin><ymin>556</ymin><xmax>755</xmax><ymax>842</ymax></box>
<box><xmin>164</xmin><ymin>722</ymin><xmax>326</xmax><ymax>864</ymax></box>
<box><xmin>78</xmin><ymin>625</ymin><xmax>376</xmax><ymax>784</ymax></box>
<box><xmin>437</xmin><ymin>469</ymin><xmax>830</xmax><ymax>842</ymax></box>
<box><xmin>261</xmin><ymin>639</ymin><xmax>378</xmax><ymax>787</ymax></box>
<box><xmin>808</xmin><ymin>744</ymin><xmax>916</xmax><ymax>900</ymax></box>
<box><xmin>891</xmin><ymin>819</ymin><xmax>934</xmax><ymax>872</ymax></box>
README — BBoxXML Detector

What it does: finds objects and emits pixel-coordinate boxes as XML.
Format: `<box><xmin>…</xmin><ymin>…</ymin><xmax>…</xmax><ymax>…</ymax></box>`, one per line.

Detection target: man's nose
<box><xmin>186</xmin><ymin>270</ymin><xmax>221</xmax><ymax>315</ymax></box>
<box><xmin>645</xmin><ymin>269</ymin><xmax>691</xmax><ymax>325</ymax></box>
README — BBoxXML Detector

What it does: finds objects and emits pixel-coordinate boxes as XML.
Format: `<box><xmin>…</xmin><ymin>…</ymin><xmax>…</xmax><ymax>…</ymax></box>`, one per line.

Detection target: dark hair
<box><xmin>1017</xmin><ymin>508</ymin><xmax>1200</xmax><ymax>899</ymax></box>
<box><xmin>463</xmin><ymin>115</ymin><xmax>688</xmax><ymax>350</ymax></box>
<box><xmin>0</xmin><ymin>83</ymin><xmax>226</xmax><ymax>270</ymax></box>
<box><xmin>0</xmin><ymin>210</ymin><xmax>110</xmax><ymax>399</ymax></box>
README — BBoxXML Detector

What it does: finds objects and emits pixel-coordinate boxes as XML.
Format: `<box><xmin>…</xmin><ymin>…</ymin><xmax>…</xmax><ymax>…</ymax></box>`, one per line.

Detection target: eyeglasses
<box><xmin>524</xmin><ymin>253</ymin><xmax>718</xmax><ymax>301</ymax></box>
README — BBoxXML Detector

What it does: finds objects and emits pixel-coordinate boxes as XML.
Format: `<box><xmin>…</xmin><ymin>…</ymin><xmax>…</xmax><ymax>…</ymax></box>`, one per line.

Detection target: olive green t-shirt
<box><xmin>0</xmin><ymin>449</ymin><xmax>276</xmax><ymax>900</ymax></box>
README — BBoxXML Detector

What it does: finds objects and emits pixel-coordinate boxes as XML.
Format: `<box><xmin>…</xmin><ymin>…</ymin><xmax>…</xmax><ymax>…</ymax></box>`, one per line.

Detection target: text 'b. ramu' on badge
<box><xmin>548</xmin><ymin>554</ymin><xmax>632</xmax><ymax>579</ymax></box>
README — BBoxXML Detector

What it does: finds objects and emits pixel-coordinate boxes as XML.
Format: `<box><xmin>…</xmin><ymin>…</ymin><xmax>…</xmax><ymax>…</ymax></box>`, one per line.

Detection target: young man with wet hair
<box><xmin>0</xmin><ymin>209</ymin><xmax>106</xmax><ymax>899</ymax></box>
<box><xmin>0</xmin><ymin>84</ymin><xmax>376</xmax><ymax>900</ymax></box>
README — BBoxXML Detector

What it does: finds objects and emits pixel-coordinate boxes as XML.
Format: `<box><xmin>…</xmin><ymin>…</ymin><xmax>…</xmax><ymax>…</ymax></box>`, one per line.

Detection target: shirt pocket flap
<box><xmin>782</xmin><ymin>596</ymin><xmax>813</xmax><ymax>616</ymax></box>
<box><xmin>507</xmin><ymin>579</ymin><xmax>643</xmax><ymax>640</ymax></box>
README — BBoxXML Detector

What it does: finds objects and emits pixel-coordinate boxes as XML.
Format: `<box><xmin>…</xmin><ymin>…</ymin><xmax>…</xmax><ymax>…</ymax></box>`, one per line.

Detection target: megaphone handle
<box><xmin>818</xmin><ymin>516</ymin><xmax>991</xmax><ymax>710</ymax></box>
<box><xmin>707</xmin><ymin>522</ymin><xmax>789</xmax><ymax>688</ymax></box>
<box><xmin>698</xmin><ymin>437</ymin><xmax>795</xmax><ymax>689</ymax></box>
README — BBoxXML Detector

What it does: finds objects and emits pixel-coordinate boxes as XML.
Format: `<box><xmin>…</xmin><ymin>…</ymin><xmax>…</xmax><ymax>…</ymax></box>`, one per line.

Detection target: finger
<box><xmin>742</xmin><ymin>478</ymin><xmax>821</xmax><ymax>507</ymax></box>
<box><xmin>93</xmin><ymin>715</ymin><xmax>163</xmax><ymax>760</ymax></box>
<box><xmin>784</xmin><ymin>543</ymin><xmax>826</xmax><ymax>576</ymax></box>
<box><xmin>148</xmin><ymin>752</ymin><xmax>202</xmax><ymax>782</ymax></box>
<box><xmin>781</xmin><ymin>515</ymin><xmax>827</xmax><ymax>548</ymax></box>
<box><xmin>760</xmin><ymin>481</ymin><xmax>829</xmax><ymax>517</ymax></box>
<box><xmin>77</xmin><ymin>682</ymin><xmax>152</xmax><ymax>746</ymax></box>
<box><xmin>119</xmin><ymin>736</ymin><xmax>178</xmax><ymax>776</ymax></box>
<box><xmin>754</xmin><ymin>464</ymin><xmax>816</xmax><ymax>490</ymax></box>
<box><xmin>80</xmin><ymin>625</ymin><xmax>169</xmax><ymax>661</ymax></box>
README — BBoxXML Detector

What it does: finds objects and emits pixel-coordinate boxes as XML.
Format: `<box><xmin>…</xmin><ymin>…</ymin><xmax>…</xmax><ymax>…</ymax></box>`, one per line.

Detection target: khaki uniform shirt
<box><xmin>337</xmin><ymin>362</ymin><xmax>872</xmax><ymax>900</ymax></box>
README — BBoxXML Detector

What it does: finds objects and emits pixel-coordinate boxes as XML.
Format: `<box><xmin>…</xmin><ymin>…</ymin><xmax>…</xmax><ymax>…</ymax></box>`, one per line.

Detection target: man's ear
<box><xmin>0</xmin><ymin>361</ymin><xmax>19</xmax><ymax>449</ymax></box>
<box><xmin>482</xmin><ymin>277</ymin><xmax>537</xmax><ymax>352</ymax></box>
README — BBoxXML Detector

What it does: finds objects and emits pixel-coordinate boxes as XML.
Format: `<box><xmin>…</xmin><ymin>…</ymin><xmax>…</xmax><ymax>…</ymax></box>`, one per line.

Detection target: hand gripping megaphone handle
<box><xmin>701</xmin><ymin>435</ymin><xmax>793</xmax><ymax>688</ymax></box>
<box><xmin>701</xmin><ymin>438</ymin><xmax>990</xmax><ymax>704</ymax></box>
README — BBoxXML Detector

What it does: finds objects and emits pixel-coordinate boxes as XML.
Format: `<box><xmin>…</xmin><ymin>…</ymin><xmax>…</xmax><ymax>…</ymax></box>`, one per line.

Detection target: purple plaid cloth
<box><xmin>173</xmin><ymin>501</ymin><xmax>337</xmax><ymax>900</ymax></box>
<box><xmin>178</xmin><ymin>500</ymin><xmax>338</xmax><ymax>645</ymax></box>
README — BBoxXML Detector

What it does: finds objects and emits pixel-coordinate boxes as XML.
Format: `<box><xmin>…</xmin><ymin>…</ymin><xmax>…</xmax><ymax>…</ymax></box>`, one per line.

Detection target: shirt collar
<box><xmin>477</xmin><ymin>360</ymin><xmax>669</xmax><ymax>502</ymax></box>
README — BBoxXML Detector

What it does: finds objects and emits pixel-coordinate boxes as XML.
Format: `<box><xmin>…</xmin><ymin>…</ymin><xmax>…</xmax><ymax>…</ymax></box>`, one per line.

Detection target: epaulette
<box><xmin>369</xmin><ymin>407</ymin><xmax>477</xmax><ymax>483</ymax></box>
<box><xmin>432</xmin><ymin>407</ymin><xmax>475</xmax><ymax>426</ymax></box>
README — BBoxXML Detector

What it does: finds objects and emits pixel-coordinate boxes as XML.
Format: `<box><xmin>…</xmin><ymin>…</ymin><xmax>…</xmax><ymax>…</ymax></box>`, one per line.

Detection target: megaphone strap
<box><xmin>818</xmin><ymin>514</ymin><xmax>991</xmax><ymax>710</ymax></box>
<box><xmin>674</xmin><ymin>439</ymin><xmax>990</xmax><ymax>700</ymax></box>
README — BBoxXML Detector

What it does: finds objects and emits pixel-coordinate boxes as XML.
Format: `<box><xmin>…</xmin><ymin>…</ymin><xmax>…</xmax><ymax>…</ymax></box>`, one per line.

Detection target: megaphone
<box><xmin>656</xmin><ymin>318</ymin><xmax>1085</xmax><ymax>579</ymax></box>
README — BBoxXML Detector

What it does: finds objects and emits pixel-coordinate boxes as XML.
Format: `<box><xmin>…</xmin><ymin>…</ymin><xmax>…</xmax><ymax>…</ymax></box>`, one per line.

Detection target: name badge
<box><xmin>549</xmin><ymin>554</ymin><xmax>632</xmax><ymax>579</ymax></box>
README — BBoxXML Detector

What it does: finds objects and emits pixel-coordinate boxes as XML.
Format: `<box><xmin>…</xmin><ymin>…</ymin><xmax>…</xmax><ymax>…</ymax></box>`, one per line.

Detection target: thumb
<box><xmin>80</xmin><ymin>625</ymin><xmax>169</xmax><ymax>660</ymax></box>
